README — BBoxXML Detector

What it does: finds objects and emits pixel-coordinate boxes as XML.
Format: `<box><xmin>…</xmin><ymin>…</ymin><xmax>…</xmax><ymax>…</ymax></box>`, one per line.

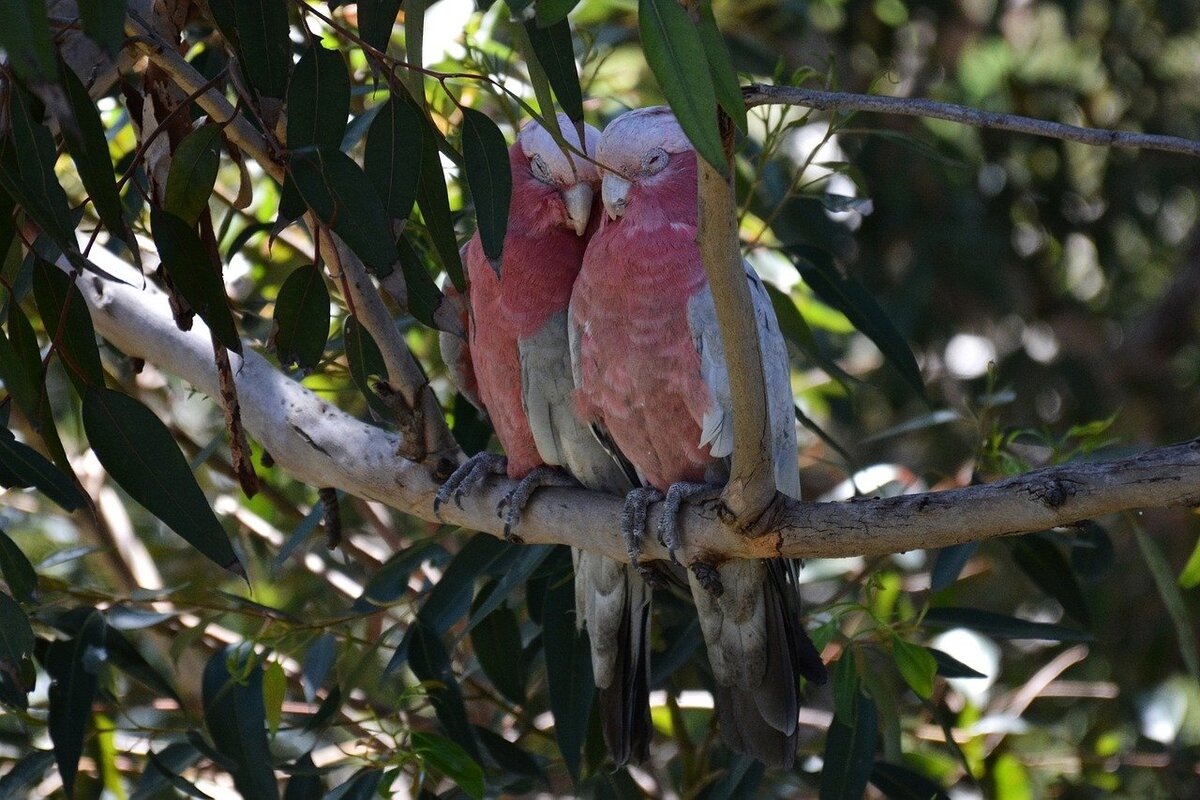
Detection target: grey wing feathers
<box><xmin>438</xmin><ymin>278</ymin><xmax>485</xmax><ymax>415</ymax></box>
<box><xmin>687</xmin><ymin>261</ymin><xmax>801</xmax><ymax>499</ymax></box>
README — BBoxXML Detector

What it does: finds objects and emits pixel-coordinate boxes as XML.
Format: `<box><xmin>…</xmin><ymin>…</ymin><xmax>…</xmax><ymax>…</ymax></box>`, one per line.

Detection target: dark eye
<box><xmin>643</xmin><ymin>148</ymin><xmax>668</xmax><ymax>174</ymax></box>
<box><xmin>530</xmin><ymin>154</ymin><xmax>554</xmax><ymax>184</ymax></box>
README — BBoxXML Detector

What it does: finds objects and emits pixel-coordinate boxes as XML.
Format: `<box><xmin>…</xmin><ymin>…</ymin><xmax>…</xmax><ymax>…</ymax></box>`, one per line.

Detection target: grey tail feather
<box><xmin>712</xmin><ymin>560</ymin><xmax>827</xmax><ymax>769</ymax></box>
<box><xmin>598</xmin><ymin>576</ymin><xmax>652</xmax><ymax>766</ymax></box>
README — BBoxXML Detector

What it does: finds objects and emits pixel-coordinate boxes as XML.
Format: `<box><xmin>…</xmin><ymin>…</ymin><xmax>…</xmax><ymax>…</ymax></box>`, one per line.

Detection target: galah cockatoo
<box><xmin>570</xmin><ymin>106</ymin><xmax>828</xmax><ymax>768</ymax></box>
<box><xmin>436</xmin><ymin>114</ymin><xmax>652</xmax><ymax>766</ymax></box>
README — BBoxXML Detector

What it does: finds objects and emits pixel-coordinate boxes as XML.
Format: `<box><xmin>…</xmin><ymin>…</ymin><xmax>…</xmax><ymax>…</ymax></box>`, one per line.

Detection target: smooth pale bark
<box><xmin>67</xmin><ymin>246</ymin><xmax>1200</xmax><ymax>565</ymax></box>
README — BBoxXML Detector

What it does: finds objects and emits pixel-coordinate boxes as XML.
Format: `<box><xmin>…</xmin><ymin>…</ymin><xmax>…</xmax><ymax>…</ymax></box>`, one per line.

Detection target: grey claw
<box><xmin>657</xmin><ymin>481</ymin><xmax>716</xmax><ymax>565</ymax></box>
<box><xmin>502</xmin><ymin>465</ymin><xmax>577</xmax><ymax>540</ymax></box>
<box><xmin>433</xmin><ymin>453</ymin><xmax>508</xmax><ymax>518</ymax></box>
<box><xmin>620</xmin><ymin>487</ymin><xmax>664</xmax><ymax>569</ymax></box>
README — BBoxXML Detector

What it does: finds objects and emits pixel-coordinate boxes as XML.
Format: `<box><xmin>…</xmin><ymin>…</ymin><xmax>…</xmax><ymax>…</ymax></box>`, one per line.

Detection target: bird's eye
<box><xmin>530</xmin><ymin>154</ymin><xmax>554</xmax><ymax>184</ymax></box>
<box><xmin>642</xmin><ymin>148</ymin><xmax>668</xmax><ymax>174</ymax></box>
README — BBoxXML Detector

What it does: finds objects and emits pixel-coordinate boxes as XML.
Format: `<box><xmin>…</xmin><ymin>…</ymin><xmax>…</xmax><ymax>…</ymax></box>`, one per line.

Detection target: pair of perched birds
<box><xmin>437</xmin><ymin>107</ymin><xmax>828</xmax><ymax>769</ymax></box>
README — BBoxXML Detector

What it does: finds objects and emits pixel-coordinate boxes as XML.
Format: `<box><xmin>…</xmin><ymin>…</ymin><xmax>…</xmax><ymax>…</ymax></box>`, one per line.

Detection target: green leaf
<box><xmin>301</xmin><ymin>634</ymin><xmax>336</xmax><ymax>703</ymax></box>
<box><xmin>51</xmin><ymin>606</ymin><xmax>181</xmax><ymax>702</ymax></box>
<box><xmin>233</xmin><ymin>0</ymin><xmax>290</xmax><ymax>99</ymax></box>
<box><xmin>363</xmin><ymin>98</ymin><xmax>424</xmax><ymax>222</ymax></box>
<box><xmin>45</xmin><ymin>609</ymin><xmax>106</xmax><ymax>797</ymax></box>
<box><xmin>281</xmin><ymin>752</ymin><xmax>323</xmax><ymax>800</ymax></box>
<box><xmin>0</xmin><ymin>430</ymin><xmax>85</xmax><ymax>511</ymax></box>
<box><xmin>412</xmin><ymin>732</ymin><xmax>485</xmax><ymax>800</ymax></box>
<box><xmin>357</xmin><ymin>0</ymin><xmax>403</xmax><ymax>54</ymax></box>
<box><xmin>289</xmin><ymin>148</ymin><xmax>398</xmax><ymax>274</ymax></box>
<box><xmin>1135</xmin><ymin>528</ymin><xmax>1200</xmax><ymax>681</ymax></box>
<box><xmin>31</xmin><ymin>259</ymin><xmax>105</xmax><ymax>390</ymax></box>
<box><xmin>459</xmin><ymin>107</ymin><xmax>512</xmax><ymax>265</ymax></box>
<box><xmin>165</xmin><ymin>124</ymin><xmax>223</xmax><ymax>226</ymax></box>
<box><xmin>464</xmin><ymin>544</ymin><xmax>552</xmax><ymax>633</ymax></box>
<box><xmin>542</xmin><ymin>548</ymin><xmax>593</xmax><ymax>783</ymax></box>
<box><xmin>150</xmin><ymin>207</ymin><xmax>243</xmax><ymax>354</ymax></box>
<box><xmin>0</xmin><ymin>90</ymin><xmax>76</xmax><ymax>251</ymax></box>
<box><xmin>870</xmin><ymin>761</ymin><xmax>950</xmax><ymax>800</ymax></box>
<box><xmin>137</xmin><ymin>745</ymin><xmax>211</xmax><ymax>800</ymax></box>
<box><xmin>77</xmin><ymin>0</ymin><xmax>128</xmax><ymax>55</ymax></box>
<box><xmin>412</xmin><ymin>534</ymin><xmax>512</xmax><ymax>636</ymax></box>
<box><xmin>922</xmin><ymin>607</ymin><xmax>1092</xmax><ymax>642</ymax></box>
<box><xmin>789</xmin><ymin>245</ymin><xmax>925</xmax><ymax>399</ymax></box>
<box><xmin>0</xmin><ymin>0</ymin><xmax>58</xmax><ymax>84</ymax></box>
<box><xmin>929</xmin><ymin>648</ymin><xmax>986</xmax><ymax>679</ymax></box>
<box><xmin>263</xmin><ymin>661</ymin><xmax>286</xmax><ymax>737</ymax></box>
<box><xmin>351</xmin><ymin>542</ymin><xmax>447</xmax><ymax>613</ymax></box>
<box><xmin>1069</xmin><ymin>521</ymin><xmax>1114</xmax><ymax>583</ymax></box>
<box><xmin>406</xmin><ymin>622</ymin><xmax>482</xmax><ymax>760</ymax></box>
<box><xmin>0</xmin><ymin>750</ymin><xmax>55</xmax><ymax>799</ymax></box>
<box><xmin>820</xmin><ymin>689</ymin><xmax>877</xmax><ymax>800</ymax></box>
<box><xmin>535</xmin><ymin>0</ymin><xmax>579</xmax><ymax>26</ymax></box>
<box><xmin>764</xmin><ymin>282</ymin><xmax>857</xmax><ymax>389</ymax></box>
<box><xmin>81</xmin><ymin>385</ymin><xmax>243</xmax><ymax>575</ymax></box>
<box><xmin>638</xmin><ymin>0</ymin><xmax>726</xmax><ymax>174</ymax></box>
<box><xmin>475</xmin><ymin>725</ymin><xmax>545</xmax><ymax>787</ymax></box>
<box><xmin>342</xmin><ymin>316</ymin><xmax>395</xmax><ymax>422</ymax></box>
<box><xmin>414</xmin><ymin>117</ymin><xmax>465</xmax><ymax>289</ymax></box>
<box><xmin>271</xmin><ymin>264</ymin><xmax>330</xmax><ymax>371</ymax></box>
<box><xmin>523</xmin><ymin>19</ymin><xmax>584</xmax><ymax>123</ymax></box>
<box><xmin>1180</xmin><ymin>534</ymin><xmax>1200</xmax><ymax>589</ymax></box>
<box><xmin>396</xmin><ymin>235</ymin><xmax>445</xmax><ymax>330</ymax></box>
<box><xmin>57</xmin><ymin>60</ymin><xmax>132</xmax><ymax>251</ymax></box>
<box><xmin>470</xmin><ymin>586</ymin><xmax>527</xmax><ymax>706</ymax></box>
<box><xmin>0</xmin><ymin>302</ymin><xmax>44</xmax><ymax>426</ymax></box>
<box><xmin>202</xmin><ymin>646</ymin><xmax>279</xmax><ymax>800</ymax></box>
<box><xmin>831</xmin><ymin>648</ymin><xmax>859</xmax><ymax>723</ymax></box>
<box><xmin>287</xmin><ymin>45</ymin><xmax>351</xmax><ymax>151</ymax></box>
<box><xmin>890</xmin><ymin>635</ymin><xmax>937</xmax><ymax>699</ymax></box>
<box><xmin>930</xmin><ymin>542</ymin><xmax>977</xmax><ymax>592</ymax></box>
<box><xmin>0</xmin><ymin>529</ymin><xmax>37</xmax><ymax>603</ymax></box>
<box><xmin>323</xmin><ymin>769</ymin><xmax>381</xmax><ymax>800</ymax></box>
<box><xmin>696</xmin><ymin>1</ymin><xmax>747</xmax><ymax>132</ymax></box>
<box><xmin>0</xmin><ymin>591</ymin><xmax>35</xmax><ymax>709</ymax></box>
<box><xmin>1010</xmin><ymin>534</ymin><xmax>1092</xmax><ymax>625</ymax></box>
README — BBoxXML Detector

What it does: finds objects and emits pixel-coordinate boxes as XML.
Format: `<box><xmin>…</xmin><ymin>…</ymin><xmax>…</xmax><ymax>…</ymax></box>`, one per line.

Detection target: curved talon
<box><xmin>657</xmin><ymin>481</ymin><xmax>719</xmax><ymax>565</ymax></box>
<box><xmin>433</xmin><ymin>453</ymin><xmax>508</xmax><ymax>517</ymax></box>
<box><xmin>502</xmin><ymin>465</ymin><xmax>578</xmax><ymax>541</ymax></box>
<box><xmin>620</xmin><ymin>487</ymin><xmax>664</xmax><ymax>569</ymax></box>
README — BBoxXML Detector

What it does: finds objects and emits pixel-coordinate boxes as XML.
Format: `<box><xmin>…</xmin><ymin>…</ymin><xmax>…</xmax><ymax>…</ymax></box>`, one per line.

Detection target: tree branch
<box><xmin>68</xmin><ymin>247</ymin><xmax>1200</xmax><ymax>566</ymax></box>
<box><xmin>695</xmin><ymin>116</ymin><xmax>778</xmax><ymax>529</ymax></box>
<box><xmin>743</xmin><ymin>84</ymin><xmax>1200</xmax><ymax>158</ymax></box>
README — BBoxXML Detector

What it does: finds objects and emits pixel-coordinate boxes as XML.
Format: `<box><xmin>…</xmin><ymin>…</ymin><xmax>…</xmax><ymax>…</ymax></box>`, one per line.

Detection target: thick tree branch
<box><xmin>68</xmin><ymin>247</ymin><xmax>1200</xmax><ymax>566</ymax></box>
<box><xmin>121</xmin><ymin>8</ymin><xmax>456</xmax><ymax>463</ymax></box>
<box><xmin>695</xmin><ymin>116</ymin><xmax>777</xmax><ymax>529</ymax></box>
<box><xmin>743</xmin><ymin>84</ymin><xmax>1200</xmax><ymax>158</ymax></box>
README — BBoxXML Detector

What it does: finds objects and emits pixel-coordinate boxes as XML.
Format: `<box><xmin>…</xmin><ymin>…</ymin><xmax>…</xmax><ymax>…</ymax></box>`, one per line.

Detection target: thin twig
<box><xmin>743</xmin><ymin>84</ymin><xmax>1200</xmax><ymax>158</ymax></box>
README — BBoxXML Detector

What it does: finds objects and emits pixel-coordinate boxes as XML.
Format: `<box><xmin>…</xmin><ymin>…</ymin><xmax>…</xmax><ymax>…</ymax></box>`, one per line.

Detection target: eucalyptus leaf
<box><xmin>31</xmin><ymin>259</ymin><xmax>105</xmax><ymax>391</ymax></box>
<box><xmin>364</xmin><ymin>98</ymin><xmax>424</xmax><ymax>222</ymax></box>
<box><xmin>44</xmin><ymin>609</ymin><xmax>106</xmax><ymax>797</ymax></box>
<box><xmin>233</xmin><ymin>0</ymin><xmax>290</xmax><ymax>99</ymax></box>
<box><xmin>459</xmin><ymin>108</ymin><xmax>512</xmax><ymax>265</ymax></box>
<box><xmin>81</xmin><ymin>386</ymin><xmax>243</xmax><ymax>575</ymax></box>
<box><xmin>272</xmin><ymin>264</ymin><xmax>331</xmax><ymax>371</ymax></box>
<box><xmin>542</xmin><ymin>548</ymin><xmax>593</xmax><ymax>783</ymax></box>
<box><xmin>0</xmin><ymin>529</ymin><xmax>36</xmax><ymax>603</ymax></box>
<box><xmin>523</xmin><ymin>19</ymin><xmax>583</xmax><ymax>123</ymax></box>
<box><xmin>923</xmin><ymin>607</ymin><xmax>1091</xmax><ymax>642</ymax></box>
<box><xmin>0</xmin><ymin>430</ymin><xmax>85</xmax><ymax>511</ymax></box>
<box><xmin>150</xmin><ymin>207</ymin><xmax>242</xmax><ymax>354</ymax></box>
<box><xmin>820</xmin><ymin>689</ymin><xmax>877</xmax><ymax>800</ymax></box>
<box><xmin>166</xmin><ymin>124</ymin><xmax>223</xmax><ymax>226</ymax></box>
<box><xmin>202</xmin><ymin>646</ymin><xmax>278</xmax><ymax>800</ymax></box>
<box><xmin>288</xmin><ymin>45</ymin><xmax>351</xmax><ymax>151</ymax></box>
<box><xmin>638</xmin><ymin>0</ymin><xmax>726</xmax><ymax>174</ymax></box>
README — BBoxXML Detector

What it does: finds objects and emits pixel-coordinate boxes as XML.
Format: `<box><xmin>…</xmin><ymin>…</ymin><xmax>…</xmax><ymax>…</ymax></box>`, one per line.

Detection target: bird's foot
<box><xmin>620</xmin><ymin>487</ymin><xmax>664</xmax><ymax>580</ymax></box>
<box><xmin>690</xmin><ymin>561</ymin><xmax>724</xmax><ymax>598</ymax></box>
<box><xmin>657</xmin><ymin>481</ymin><xmax>721</xmax><ymax>565</ymax></box>
<box><xmin>501</xmin><ymin>465</ymin><xmax>578</xmax><ymax>542</ymax></box>
<box><xmin>433</xmin><ymin>452</ymin><xmax>508</xmax><ymax>517</ymax></box>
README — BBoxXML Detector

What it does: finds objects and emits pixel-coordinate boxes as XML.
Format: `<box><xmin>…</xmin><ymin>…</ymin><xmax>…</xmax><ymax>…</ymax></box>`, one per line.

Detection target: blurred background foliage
<box><xmin>1</xmin><ymin>0</ymin><xmax>1200</xmax><ymax>797</ymax></box>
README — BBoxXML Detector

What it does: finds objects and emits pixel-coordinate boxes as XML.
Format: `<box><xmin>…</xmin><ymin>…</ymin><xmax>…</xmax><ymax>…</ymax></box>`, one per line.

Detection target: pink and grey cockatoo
<box><xmin>436</xmin><ymin>114</ymin><xmax>652</xmax><ymax>766</ymax></box>
<box><xmin>570</xmin><ymin>106</ymin><xmax>828</xmax><ymax>768</ymax></box>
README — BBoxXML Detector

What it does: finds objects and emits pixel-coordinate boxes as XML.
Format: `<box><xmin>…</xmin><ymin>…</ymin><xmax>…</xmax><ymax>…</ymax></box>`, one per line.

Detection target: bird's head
<box><xmin>596</xmin><ymin>106</ymin><xmax>694</xmax><ymax>221</ymax></box>
<box><xmin>516</xmin><ymin>113</ymin><xmax>601</xmax><ymax>236</ymax></box>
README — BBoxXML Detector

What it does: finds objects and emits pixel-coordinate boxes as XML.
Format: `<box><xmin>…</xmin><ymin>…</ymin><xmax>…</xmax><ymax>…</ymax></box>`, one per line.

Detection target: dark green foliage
<box><xmin>271</xmin><ymin>264</ymin><xmax>330</xmax><ymax>371</ymax></box>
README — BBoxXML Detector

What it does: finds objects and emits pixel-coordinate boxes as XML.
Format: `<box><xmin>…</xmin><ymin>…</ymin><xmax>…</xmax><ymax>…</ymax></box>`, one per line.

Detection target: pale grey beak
<box><xmin>561</xmin><ymin>182</ymin><xmax>593</xmax><ymax>236</ymax></box>
<box><xmin>602</xmin><ymin>174</ymin><xmax>632</xmax><ymax>220</ymax></box>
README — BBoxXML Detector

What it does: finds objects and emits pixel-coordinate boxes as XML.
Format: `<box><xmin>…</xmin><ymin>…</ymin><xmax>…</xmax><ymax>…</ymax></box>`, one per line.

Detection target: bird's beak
<box><xmin>602</xmin><ymin>174</ymin><xmax>632</xmax><ymax>220</ymax></box>
<box><xmin>561</xmin><ymin>182</ymin><xmax>593</xmax><ymax>237</ymax></box>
